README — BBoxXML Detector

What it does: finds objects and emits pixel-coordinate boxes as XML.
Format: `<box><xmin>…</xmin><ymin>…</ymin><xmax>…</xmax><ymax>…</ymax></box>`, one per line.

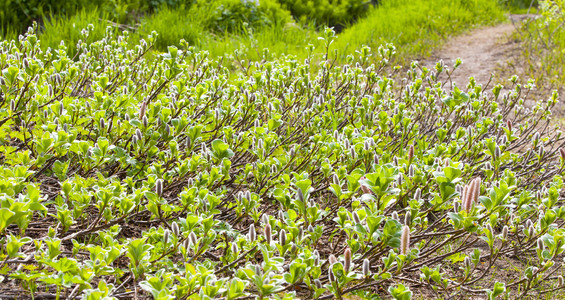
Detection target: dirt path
<box><xmin>424</xmin><ymin>15</ymin><xmax>534</xmax><ymax>90</ymax></box>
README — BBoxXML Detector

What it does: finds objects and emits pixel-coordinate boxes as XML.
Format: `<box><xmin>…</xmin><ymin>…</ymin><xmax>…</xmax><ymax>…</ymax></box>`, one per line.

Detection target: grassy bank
<box><xmin>2</xmin><ymin>0</ymin><xmax>508</xmax><ymax>63</ymax></box>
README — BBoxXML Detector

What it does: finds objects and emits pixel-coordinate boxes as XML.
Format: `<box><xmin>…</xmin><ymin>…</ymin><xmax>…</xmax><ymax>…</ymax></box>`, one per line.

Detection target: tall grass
<box><xmin>335</xmin><ymin>0</ymin><xmax>506</xmax><ymax>62</ymax></box>
<box><xmin>136</xmin><ymin>5</ymin><xmax>207</xmax><ymax>50</ymax></box>
<box><xmin>158</xmin><ymin>0</ymin><xmax>507</xmax><ymax>63</ymax></box>
<box><xmin>39</xmin><ymin>9</ymin><xmax>117</xmax><ymax>57</ymax></box>
<box><xmin>27</xmin><ymin>0</ymin><xmax>507</xmax><ymax>63</ymax></box>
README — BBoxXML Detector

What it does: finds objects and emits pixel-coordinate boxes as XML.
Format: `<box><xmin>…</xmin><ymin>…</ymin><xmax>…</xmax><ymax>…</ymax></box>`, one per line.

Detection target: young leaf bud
<box><xmin>400</xmin><ymin>225</ymin><xmax>410</xmax><ymax>255</ymax></box>
<box><xmin>344</xmin><ymin>248</ymin><xmax>352</xmax><ymax>273</ymax></box>
<box><xmin>265</xmin><ymin>224</ymin><xmax>272</xmax><ymax>245</ymax></box>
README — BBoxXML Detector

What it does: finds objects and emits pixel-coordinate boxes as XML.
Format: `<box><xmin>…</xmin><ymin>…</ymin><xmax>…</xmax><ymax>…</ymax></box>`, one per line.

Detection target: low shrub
<box><xmin>1</xmin><ymin>26</ymin><xmax>565</xmax><ymax>299</ymax></box>
<box><xmin>512</xmin><ymin>0</ymin><xmax>565</xmax><ymax>95</ymax></box>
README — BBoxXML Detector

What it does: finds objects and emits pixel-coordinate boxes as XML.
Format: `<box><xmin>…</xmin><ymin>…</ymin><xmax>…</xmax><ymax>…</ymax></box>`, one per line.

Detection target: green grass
<box><xmin>515</xmin><ymin>1</ymin><xmax>565</xmax><ymax>94</ymax></box>
<box><xmin>166</xmin><ymin>0</ymin><xmax>507</xmax><ymax>63</ymax></box>
<box><xmin>39</xmin><ymin>9</ymin><xmax>117</xmax><ymax>57</ymax></box>
<box><xmin>335</xmin><ymin>0</ymin><xmax>506</xmax><ymax>62</ymax></box>
<box><xmin>12</xmin><ymin>0</ymin><xmax>507</xmax><ymax>63</ymax></box>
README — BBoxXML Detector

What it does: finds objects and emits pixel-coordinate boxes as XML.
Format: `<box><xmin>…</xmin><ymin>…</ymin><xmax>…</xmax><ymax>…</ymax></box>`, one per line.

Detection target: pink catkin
<box><xmin>400</xmin><ymin>225</ymin><xmax>410</xmax><ymax>255</ymax></box>
<box><xmin>472</xmin><ymin>178</ymin><xmax>481</xmax><ymax>203</ymax></box>
<box><xmin>462</xmin><ymin>184</ymin><xmax>472</xmax><ymax>213</ymax></box>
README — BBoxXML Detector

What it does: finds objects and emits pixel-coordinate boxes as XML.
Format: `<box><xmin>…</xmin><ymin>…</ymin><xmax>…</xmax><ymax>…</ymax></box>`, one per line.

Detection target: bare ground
<box><xmin>422</xmin><ymin>15</ymin><xmax>537</xmax><ymax>91</ymax></box>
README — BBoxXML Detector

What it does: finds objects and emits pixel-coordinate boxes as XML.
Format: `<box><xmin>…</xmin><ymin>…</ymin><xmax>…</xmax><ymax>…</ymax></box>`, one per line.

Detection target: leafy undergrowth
<box><xmin>511</xmin><ymin>0</ymin><xmax>565</xmax><ymax>97</ymax></box>
<box><xmin>1</xmin><ymin>26</ymin><xmax>565</xmax><ymax>299</ymax></box>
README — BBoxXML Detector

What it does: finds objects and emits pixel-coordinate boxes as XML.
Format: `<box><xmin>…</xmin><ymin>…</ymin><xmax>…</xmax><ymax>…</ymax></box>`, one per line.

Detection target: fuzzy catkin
<box><xmin>362</xmin><ymin>259</ymin><xmax>370</xmax><ymax>276</ymax></box>
<box><xmin>344</xmin><ymin>248</ymin><xmax>352</xmax><ymax>273</ymax></box>
<box><xmin>400</xmin><ymin>225</ymin><xmax>410</xmax><ymax>255</ymax></box>
<box><xmin>265</xmin><ymin>224</ymin><xmax>272</xmax><ymax>245</ymax></box>
<box><xmin>248</xmin><ymin>224</ymin><xmax>256</xmax><ymax>242</ymax></box>
<box><xmin>328</xmin><ymin>254</ymin><xmax>337</xmax><ymax>265</ymax></box>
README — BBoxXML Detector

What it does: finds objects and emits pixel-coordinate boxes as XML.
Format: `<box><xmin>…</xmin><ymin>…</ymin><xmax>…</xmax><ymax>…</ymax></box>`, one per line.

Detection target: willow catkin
<box><xmin>408</xmin><ymin>144</ymin><xmax>414</xmax><ymax>162</ymax></box>
<box><xmin>400</xmin><ymin>225</ymin><xmax>410</xmax><ymax>255</ymax></box>
<box><xmin>279</xmin><ymin>229</ymin><xmax>286</xmax><ymax>246</ymax></box>
<box><xmin>248</xmin><ymin>224</ymin><xmax>256</xmax><ymax>242</ymax></box>
<box><xmin>171</xmin><ymin>222</ymin><xmax>179</xmax><ymax>237</ymax></box>
<box><xmin>344</xmin><ymin>248</ymin><xmax>352</xmax><ymax>273</ymax></box>
<box><xmin>155</xmin><ymin>179</ymin><xmax>163</xmax><ymax>197</ymax></box>
<box><xmin>163</xmin><ymin>229</ymin><xmax>169</xmax><ymax>246</ymax></box>
<box><xmin>362</xmin><ymin>259</ymin><xmax>370</xmax><ymax>276</ymax></box>
<box><xmin>139</xmin><ymin>100</ymin><xmax>147</xmax><ymax>120</ymax></box>
<box><xmin>264</xmin><ymin>224</ymin><xmax>272</xmax><ymax>245</ymax></box>
<box><xmin>314</xmin><ymin>279</ymin><xmax>322</xmax><ymax>289</ymax></box>
<box><xmin>328</xmin><ymin>254</ymin><xmax>338</xmax><ymax>265</ymax></box>
<box><xmin>462</xmin><ymin>183</ymin><xmax>473</xmax><ymax>213</ymax></box>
